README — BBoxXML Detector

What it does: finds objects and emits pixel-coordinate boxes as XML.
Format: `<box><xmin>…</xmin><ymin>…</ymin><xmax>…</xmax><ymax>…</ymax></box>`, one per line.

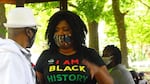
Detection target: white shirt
<box><xmin>0</xmin><ymin>38</ymin><xmax>36</xmax><ymax>84</ymax></box>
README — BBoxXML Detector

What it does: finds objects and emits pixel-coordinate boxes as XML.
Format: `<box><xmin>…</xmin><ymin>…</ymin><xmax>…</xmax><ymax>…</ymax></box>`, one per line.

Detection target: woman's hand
<box><xmin>36</xmin><ymin>71</ymin><xmax>45</xmax><ymax>84</ymax></box>
<box><xmin>82</xmin><ymin>59</ymin><xmax>99</xmax><ymax>79</ymax></box>
<box><xmin>82</xmin><ymin>59</ymin><xmax>113</xmax><ymax>84</ymax></box>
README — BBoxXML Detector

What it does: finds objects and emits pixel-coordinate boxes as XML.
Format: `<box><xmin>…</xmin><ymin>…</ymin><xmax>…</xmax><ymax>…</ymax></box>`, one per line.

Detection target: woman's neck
<box><xmin>59</xmin><ymin>48</ymin><xmax>76</xmax><ymax>56</ymax></box>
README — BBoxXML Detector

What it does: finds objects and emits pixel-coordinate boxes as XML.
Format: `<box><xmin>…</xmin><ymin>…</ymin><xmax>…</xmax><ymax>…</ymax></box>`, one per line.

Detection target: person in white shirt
<box><xmin>0</xmin><ymin>7</ymin><xmax>38</xmax><ymax>84</ymax></box>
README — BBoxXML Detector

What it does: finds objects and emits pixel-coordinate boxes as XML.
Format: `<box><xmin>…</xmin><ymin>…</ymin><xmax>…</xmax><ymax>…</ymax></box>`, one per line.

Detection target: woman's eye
<box><xmin>64</xmin><ymin>27</ymin><xmax>71</xmax><ymax>31</ymax></box>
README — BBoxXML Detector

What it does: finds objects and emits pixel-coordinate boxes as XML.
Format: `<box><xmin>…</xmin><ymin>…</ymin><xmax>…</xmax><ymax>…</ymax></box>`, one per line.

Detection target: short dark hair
<box><xmin>45</xmin><ymin>10</ymin><xmax>87</xmax><ymax>53</ymax></box>
<box><xmin>103</xmin><ymin>45</ymin><xmax>122</xmax><ymax>64</ymax></box>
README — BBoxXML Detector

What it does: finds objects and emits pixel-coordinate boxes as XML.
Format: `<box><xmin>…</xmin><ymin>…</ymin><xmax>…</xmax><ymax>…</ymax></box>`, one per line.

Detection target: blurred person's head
<box><xmin>139</xmin><ymin>72</ymin><xmax>144</xmax><ymax>80</ymax></box>
<box><xmin>102</xmin><ymin>45</ymin><xmax>122</xmax><ymax>69</ymax></box>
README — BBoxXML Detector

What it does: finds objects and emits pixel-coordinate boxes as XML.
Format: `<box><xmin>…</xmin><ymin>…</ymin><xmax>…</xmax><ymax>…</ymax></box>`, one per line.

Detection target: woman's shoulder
<box><xmin>38</xmin><ymin>49</ymin><xmax>51</xmax><ymax>60</ymax></box>
<box><xmin>41</xmin><ymin>49</ymin><xmax>51</xmax><ymax>55</ymax></box>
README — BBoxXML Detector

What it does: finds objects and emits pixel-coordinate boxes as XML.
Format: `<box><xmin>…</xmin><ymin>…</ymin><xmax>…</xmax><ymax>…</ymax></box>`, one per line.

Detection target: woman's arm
<box><xmin>36</xmin><ymin>71</ymin><xmax>45</xmax><ymax>84</ymax></box>
<box><xmin>95</xmin><ymin>66</ymin><xmax>113</xmax><ymax>84</ymax></box>
<box><xmin>82</xmin><ymin>59</ymin><xmax>113</xmax><ymax>84</ymax></box>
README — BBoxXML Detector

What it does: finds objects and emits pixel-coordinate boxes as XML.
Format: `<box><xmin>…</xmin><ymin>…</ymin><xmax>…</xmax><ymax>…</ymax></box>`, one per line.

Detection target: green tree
<box><xmin>71</xmin><ymin>0</ymin><xmax>106</xmax><ymax>52</ymax></box>
<box><xmin>0</xmin><ymin>3</ymin><xmax>6</xmax><ymax>38</ymax></box>
<box><xmin>103</xmin><ymin>0</ymin><xmax>150</xmax><ymax>66</ymax></box>
<box><xmin>126</xmin><ymin>0</ymin><xmax>150</xmax><ymax>62</ymax></box>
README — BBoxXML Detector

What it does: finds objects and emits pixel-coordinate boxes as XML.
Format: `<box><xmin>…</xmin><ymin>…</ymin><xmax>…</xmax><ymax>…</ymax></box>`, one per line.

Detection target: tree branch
<box><xmin>68</xmin><ymin>2</ymin><xmax>77</xmax><ymax>8</ymax></box>
<box><xmin>139</xmin><ymin>0</ymin><xmax>150</xmax><ymax>9</ymax></box>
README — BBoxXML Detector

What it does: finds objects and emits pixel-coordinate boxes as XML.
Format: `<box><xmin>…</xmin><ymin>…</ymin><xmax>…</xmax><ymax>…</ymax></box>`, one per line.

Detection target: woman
<box><xmin>35</xmin><ymin>10</ymin><xmax>113</xmax><ymax>84</ymax></box>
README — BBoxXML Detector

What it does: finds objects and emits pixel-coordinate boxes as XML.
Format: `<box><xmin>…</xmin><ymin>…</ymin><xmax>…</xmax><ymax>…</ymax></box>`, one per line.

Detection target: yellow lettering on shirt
<box><xmin>49</xmin><ymin>65</ymin><xmax>86</xmax><ymax>72</ymax></box>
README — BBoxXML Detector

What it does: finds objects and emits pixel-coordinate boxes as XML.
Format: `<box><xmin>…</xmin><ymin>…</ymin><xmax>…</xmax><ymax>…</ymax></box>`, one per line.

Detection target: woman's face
<box><xmin>53</xmin><ymin>20</ymin><xmax>73</xmax><ymax>49</ymax></box>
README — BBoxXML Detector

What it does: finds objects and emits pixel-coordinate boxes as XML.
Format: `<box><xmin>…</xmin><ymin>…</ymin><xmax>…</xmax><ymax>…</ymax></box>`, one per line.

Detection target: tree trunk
<box><xmin>0</xmin><ymin>3</ymin><xmax>6</xmax><ymax>38</ymax></box>
<box><xmin>88</xmin><ymin>21</ymin><xmax>99</xmax><ymax>53</ymax></box>
<box><xmin>112</xmin><ymin>0</ymin><xmax>128</xmax><ymax>67</ymax></box>
<box><xmin>16</xmin><ymin>0</ymin><xmax>25</xmax><ymax>7</ymax></box>
<box><xmin>60</xmin><ymin>0</ymin><xmax>67</xmax><ymax>10</ymax></box>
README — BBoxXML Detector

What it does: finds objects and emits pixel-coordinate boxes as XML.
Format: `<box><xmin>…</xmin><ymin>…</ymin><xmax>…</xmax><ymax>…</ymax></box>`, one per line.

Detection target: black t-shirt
<box><xmin>35</xmin><ymin>48</ymin><xmax>105</xmax><ymax>84</ymax></box>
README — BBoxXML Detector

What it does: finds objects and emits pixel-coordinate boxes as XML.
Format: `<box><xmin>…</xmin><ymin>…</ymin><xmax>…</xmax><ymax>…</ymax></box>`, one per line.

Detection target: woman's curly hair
<box><xmin>45</xmin><ymin>10</ymin><xmax>88</xmax><ymax>53</ymax></box>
